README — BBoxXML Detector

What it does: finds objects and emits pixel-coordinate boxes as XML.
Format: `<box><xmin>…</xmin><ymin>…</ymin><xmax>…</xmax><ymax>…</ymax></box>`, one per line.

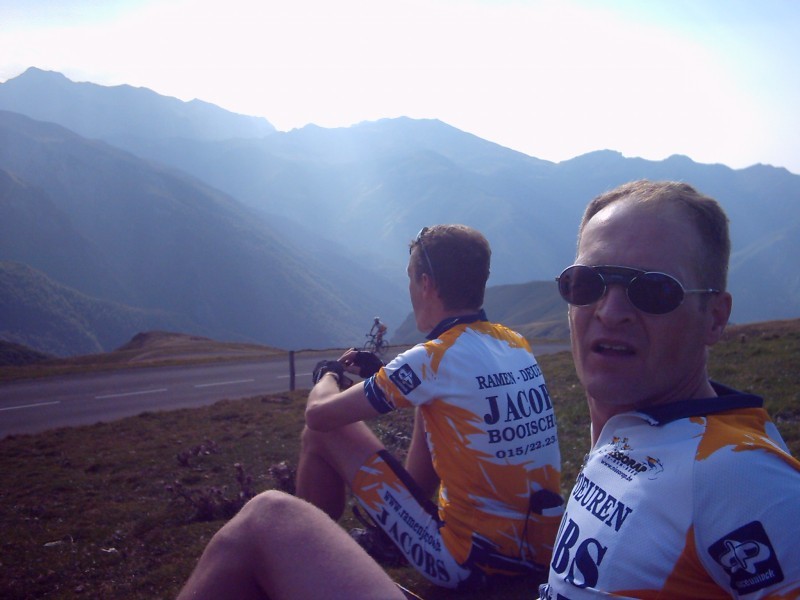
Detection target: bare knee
<box><xmin>181</xmin><ymin>491</ymin><xmax>303</xmax><ymax>599</ymax></box>
<box><xmin>236</xmin><ymin>489</ymin><xmax>299</xmax><ymax>528</ymax></box>
<box><xmin>301</xmin><ymin>423</ymin><xmax>382</xmax><ymax>465</ymax></box>
<box><xmin>298</xmin><ymin>422</ymin><xmax>385</xmax><ymax>505</ymax></box>
<box><xmin>210</xmin><ymin>491</ymin><xmax>303</xmax><ymax>561</ymax></box>
<box><xmin>299</xmin><ymin>425</ymin><xmax>349</xmax><ymax>469</ymax></box>
<box><xmin>300</xmin><ymin>424</ymin><xmax>330</xmax><ymax>455</ymax></box>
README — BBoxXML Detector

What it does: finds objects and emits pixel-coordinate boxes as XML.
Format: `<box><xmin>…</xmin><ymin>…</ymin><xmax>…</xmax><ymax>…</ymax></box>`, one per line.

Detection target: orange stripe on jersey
<box><xmin>353</xmin><ymin>453</ymin><xmax>409</xmax><ymax>513</ymax></box>
<box><xmin>615</xmin><ymin>526</ymin><xmax>729</xmax><ymax>598</ymax></box>
<box><xmin>424</xmin><ymin>321</ymin><xmax>531</xmax><ymax>376</ymax></box>
<box><xmin>423</xmin><ymin>327</ymin><xmax>456</xmax><ymax>375</ymax></box>
<box><xmin>695</xmin><ymin>410</ymin><xmax>800</xmax><ymax>472</ymax></box>
<box><xmin>470</xmin><ymin>320</ymin><xmax>532</xmax><ymax>350</ymax></box>
<box><xmin>655</xmin><ymin>526</ymin><xmax>727</xmax><ymax>599</ymax></box>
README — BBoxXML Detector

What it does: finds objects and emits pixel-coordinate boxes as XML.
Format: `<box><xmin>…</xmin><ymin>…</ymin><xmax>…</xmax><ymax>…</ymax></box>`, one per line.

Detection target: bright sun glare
<box><xmin>0</xmin><ymin>0</ymin><xmax>798</xmax><ymax>173</ymax></box>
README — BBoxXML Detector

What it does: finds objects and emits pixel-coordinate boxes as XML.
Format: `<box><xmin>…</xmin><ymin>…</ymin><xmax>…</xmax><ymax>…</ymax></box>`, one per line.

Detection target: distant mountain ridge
<box><xmin>0</xmin><ymin>110</ymin><xmax>408</xmax><ymax>355</ymax></box>
<box><xmin>0</xmin><ymin>67</ymin><xmax>275</xmax><ymax>142</ymax></box>
<box><xmin>110</xmin><ymin>119</ymin><xmax>800</xmax><ymax>324</ymax></box>
<box><xmin>108</xmin><ymin>117</ymin><xmax>570</xmax><ymax>283</ymax></box>
<box><xmin>0</xmin><ymin>67</ymin><xmax>799</xmax><ymax>356</ymax></box>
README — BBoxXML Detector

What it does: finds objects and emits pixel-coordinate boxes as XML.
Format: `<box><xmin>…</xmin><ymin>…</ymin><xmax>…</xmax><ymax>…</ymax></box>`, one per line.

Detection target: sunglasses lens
<box><xmin>558</xmin><ymin>266</ymin><xmax>605</xmax><ymax>306</ymax></box>
<box><xmin>628</xmin><ymin>272</ymin><xmax>684</xmax><ymax>314</ymax></box>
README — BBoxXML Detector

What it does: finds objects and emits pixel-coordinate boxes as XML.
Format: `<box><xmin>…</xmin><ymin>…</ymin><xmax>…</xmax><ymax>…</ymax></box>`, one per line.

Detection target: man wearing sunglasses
<box><xmin>540</xmin><ymin>180</ymin><xmax>800</xmax><ymax>598</ymax></box>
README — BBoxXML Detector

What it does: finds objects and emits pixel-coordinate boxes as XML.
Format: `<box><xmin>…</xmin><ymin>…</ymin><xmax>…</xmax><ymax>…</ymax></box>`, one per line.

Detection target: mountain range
<box><xmin>1</xmin><ymin>67</ymin><xmax>798</xmax><ymax>356</ymax></box>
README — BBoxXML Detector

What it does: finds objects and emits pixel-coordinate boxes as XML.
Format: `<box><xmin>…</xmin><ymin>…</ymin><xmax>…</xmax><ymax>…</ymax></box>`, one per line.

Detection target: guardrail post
<box><xmin>289</xmin><ymin>350</ymin><xmax>296</xmax><ymax>391</ymax></box>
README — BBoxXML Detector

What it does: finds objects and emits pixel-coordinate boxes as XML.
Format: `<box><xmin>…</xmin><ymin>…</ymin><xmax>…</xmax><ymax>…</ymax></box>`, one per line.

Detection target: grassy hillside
<box><xmin>0</xmin><ymin>320</ymin><xmax>797</xmax><ymax>599</ymax></box>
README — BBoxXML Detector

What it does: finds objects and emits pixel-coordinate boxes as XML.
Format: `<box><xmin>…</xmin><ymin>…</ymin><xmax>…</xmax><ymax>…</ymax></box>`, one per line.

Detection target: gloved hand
<box><xmin>352</xmin><ymin>351</ymin><xmax>384</xmax><ymax>378</ymax></box>
<box><xmin>312</xmin><ymin>360</ymin><xmax>346</xmax><ymax>386</ymax></box>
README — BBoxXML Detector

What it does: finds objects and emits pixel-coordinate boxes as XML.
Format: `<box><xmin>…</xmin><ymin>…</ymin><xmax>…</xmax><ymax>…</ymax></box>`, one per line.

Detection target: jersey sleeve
<box><xmin>693</xmin><ymin>415</ymin><xmax>800</xmax><ymax>597</ymax></box>
<box><xmin>363</xmin><ymin>342</ymin><xmax>438</xmax><ymax>413</ymax></box>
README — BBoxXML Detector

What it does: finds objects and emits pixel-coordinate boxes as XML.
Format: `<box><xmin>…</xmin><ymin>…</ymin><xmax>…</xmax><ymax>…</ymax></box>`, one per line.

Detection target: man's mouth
<box><xmin>592</xmin><ymin>342</ymin><xmax>635</xmax><ymax>355</ymax></box>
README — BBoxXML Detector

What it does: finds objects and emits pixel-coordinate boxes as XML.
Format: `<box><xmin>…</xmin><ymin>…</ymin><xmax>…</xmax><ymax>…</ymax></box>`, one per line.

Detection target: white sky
<box><xmin>1</xmin><ymin>0</ymin><xmax>799</xmax><ymax>174</ymax></box>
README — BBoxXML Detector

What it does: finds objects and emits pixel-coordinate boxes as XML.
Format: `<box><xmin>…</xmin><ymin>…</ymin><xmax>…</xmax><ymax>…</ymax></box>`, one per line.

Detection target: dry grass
<box><xmin>0</xmin><ymin>320</ymin><xmax>798</xmax><ymax>599</ymax></box>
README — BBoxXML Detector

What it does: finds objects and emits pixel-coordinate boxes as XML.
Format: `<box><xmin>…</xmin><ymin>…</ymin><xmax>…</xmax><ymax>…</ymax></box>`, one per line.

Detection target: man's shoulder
<box><xmin>703</xmin><ymin>404</ymin><xmax>786</xmax><ymax>444</ymax></box>
<box><xmin>487</xmin><ymin>320</ymin><xmax>526</xmax><ymax>337</ymax></box>
<box><xmin>432</xmin><ymin>320</ymin><xmax>530</xmax><ymax>350</ymax></box>
<box><xmin>475</xmin><ymin>320</ymin><xmax>532</xmax><ymax>349</ymax></box>
<box><xmin>443</xmin><ymin>317</ymin><xmax>524</xmax><ymax>336</ymax></box>
<box><xmin>687</xmin><ymin>410</ymin><xmax>800</xmax><ymax>500</ymax></box>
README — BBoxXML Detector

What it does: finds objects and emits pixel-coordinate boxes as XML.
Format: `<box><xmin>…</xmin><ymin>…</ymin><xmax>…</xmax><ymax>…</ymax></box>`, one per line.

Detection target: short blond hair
<box><xmin>580</xmin><ymin>180</ymin><xmax>730</xmax><ymax>290</ymax></box>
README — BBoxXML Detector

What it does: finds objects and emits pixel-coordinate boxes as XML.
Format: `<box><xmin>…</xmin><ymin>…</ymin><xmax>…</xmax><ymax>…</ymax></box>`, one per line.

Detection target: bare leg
<box><xmin>177</xmin><ymin>490</ymin><xmax>405</xmax><ymax>600</ymax></box>
<box><xmin>295</xmin><ymin>426</ymin><xmax>349</xmax><ymax>519</ymax></box>
<box><xmin>296</xmin><ymin>421</ymin><xmax>384</xmax><ymax>520</ymax></box>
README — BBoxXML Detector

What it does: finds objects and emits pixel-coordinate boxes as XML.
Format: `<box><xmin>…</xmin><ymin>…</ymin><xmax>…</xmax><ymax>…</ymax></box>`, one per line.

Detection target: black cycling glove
<box><xmin>352</xmin><ymin>351</ymin><xmax>384</xmax><ymax>378</ymax></box>
<box><xmin>312</xmin><ymin>360</ymin><xmax>345</xmax><ymax>385</ymax></box>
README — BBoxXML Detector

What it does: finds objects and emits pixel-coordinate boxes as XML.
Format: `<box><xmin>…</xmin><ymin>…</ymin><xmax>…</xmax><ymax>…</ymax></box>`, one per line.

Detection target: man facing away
<box><xmin>177</xmin><ymin>224</ymin><xmax>563</xmax><ymax>599</ymax></box>
<box><xmin>299</xmin><ymin>224</ymin><xmax>563</xmax><ymax>590</ymax></box>
<box><xmin>540</xmin><ymin>180</ymin><xmax>800</xmax><ymax>598</ymax></box>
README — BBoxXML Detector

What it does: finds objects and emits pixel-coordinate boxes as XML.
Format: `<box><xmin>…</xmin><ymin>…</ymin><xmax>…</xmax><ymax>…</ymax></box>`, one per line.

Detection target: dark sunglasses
<box><xmin>411</xmin><ymin>227</ymin><xmax>436</xmax><ymax>280</ymax></box>
<box><xmin>556</xmin><ymin>264</ymin><xmax>719</xmax><ymax>315</ymax></box>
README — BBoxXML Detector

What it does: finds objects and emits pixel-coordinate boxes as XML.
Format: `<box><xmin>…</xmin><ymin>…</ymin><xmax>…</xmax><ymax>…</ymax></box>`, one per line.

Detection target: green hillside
<box><xmin>0</xmin><ymin>261</ymin><xmax>195</xmax><ymax>357</ymax></box>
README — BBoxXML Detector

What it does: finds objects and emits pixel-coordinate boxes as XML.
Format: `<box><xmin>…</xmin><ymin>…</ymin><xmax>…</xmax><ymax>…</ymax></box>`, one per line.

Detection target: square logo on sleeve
<box><xmin>389</xmin><ymin>364</ymin><xmax>421</xmax><ymax>395</ymax></box>
<box><xmin>708</xmin><ymin>521</ymin><xmax>783</xmax><ymax>594</ymax></box>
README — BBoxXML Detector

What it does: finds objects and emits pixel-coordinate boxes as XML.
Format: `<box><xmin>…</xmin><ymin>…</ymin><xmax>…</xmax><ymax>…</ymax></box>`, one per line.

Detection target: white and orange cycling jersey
<box><xmin>540</xmin><ymin>382</ymin><xmax>800</xmax><ymax>599</ymax></box>
<box><xmin>361</xmin><ymin>311</ymin><xmax>563</xmax><ymax>584</ymax></box>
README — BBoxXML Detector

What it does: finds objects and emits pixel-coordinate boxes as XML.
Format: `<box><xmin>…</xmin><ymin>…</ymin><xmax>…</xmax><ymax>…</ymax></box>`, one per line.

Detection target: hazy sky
<box><xmin>2</xmin><ymin>0</ymin><xmax>798</xmax><ymax>174</ymax></box>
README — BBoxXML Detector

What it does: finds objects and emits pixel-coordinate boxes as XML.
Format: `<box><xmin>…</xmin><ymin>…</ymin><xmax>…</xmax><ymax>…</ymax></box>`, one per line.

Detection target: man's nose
<box><xmin>594</xmin><ymin>284</ymin><xmax>636</xmax><ymax>322</ymax></box>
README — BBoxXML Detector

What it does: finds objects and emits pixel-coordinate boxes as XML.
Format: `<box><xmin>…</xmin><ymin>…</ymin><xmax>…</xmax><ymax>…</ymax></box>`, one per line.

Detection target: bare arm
<box><xmin>305</xmin><ymin>373</ymin><xmax>381</xmax><ymax>431</ymax></box>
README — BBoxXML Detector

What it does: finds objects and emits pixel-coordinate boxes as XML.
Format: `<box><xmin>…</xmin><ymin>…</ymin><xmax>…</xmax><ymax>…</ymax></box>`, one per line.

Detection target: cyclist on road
<box><xmin>367</xmin><ymin>317</ymin><xmax>388</xmax><ymax>352</ymax></box>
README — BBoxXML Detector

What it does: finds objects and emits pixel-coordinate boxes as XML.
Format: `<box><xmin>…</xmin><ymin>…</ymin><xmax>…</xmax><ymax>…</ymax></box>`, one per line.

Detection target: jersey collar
<box><xmin>639</xmin><ymin>381</ymin><xmax>764</xmax><ymax>426</ymax></box>
<box><xmin>426</xmin><ymin>309</ymin><xmax>487</xmax><ymax>340</ymax></box>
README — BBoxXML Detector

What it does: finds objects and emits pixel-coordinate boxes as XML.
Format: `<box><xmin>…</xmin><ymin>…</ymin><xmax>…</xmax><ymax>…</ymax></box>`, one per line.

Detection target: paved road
<box><xmin>0</xmin><ymin>353</ymin><xmax>338</xmax><ymax>438</ymax></box>
<box><xmin>0</xmin><ymin>342</ymin><xmax>569</xmax><ymax>439</ymax></box>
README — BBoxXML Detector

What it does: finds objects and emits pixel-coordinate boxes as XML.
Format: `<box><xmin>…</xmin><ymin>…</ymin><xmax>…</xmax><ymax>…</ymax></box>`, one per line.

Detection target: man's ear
<box><xmin>705</xmin><ymin>291</ymin><xmax>732</xmax><ymax>346</ymax></box>
<box><xmin>420</xmin><ymin>272</ymin><xmax>437</xmax><ymax>299</ymax></box>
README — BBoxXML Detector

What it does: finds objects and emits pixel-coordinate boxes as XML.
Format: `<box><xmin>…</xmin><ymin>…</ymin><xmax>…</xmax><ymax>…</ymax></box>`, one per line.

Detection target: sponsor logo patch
<box><xmin>390</xmin><ymin>364</ymin><xmax>421</xmax><ymax>395</ymax></box>
<box><xmin>709</xmin><ymin>521</ymin><xmax>783</xmax><ymax>594</ymax></box>
<box><xmin>597</xmin><ymin>437</ymin><xmax>664</xmax><ymax>481</ymax></box>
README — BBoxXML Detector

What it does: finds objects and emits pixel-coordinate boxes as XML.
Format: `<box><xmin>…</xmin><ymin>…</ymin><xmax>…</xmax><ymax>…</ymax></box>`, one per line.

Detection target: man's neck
<box><xmin>426</xmin><ymin>308</ymin><xmax>486</xmax><ymax>340</ymax></box>
<box><xmin>587</xmin><ymin>377</ymin><xmax>720</xmax><ymax>445</ymax></box>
